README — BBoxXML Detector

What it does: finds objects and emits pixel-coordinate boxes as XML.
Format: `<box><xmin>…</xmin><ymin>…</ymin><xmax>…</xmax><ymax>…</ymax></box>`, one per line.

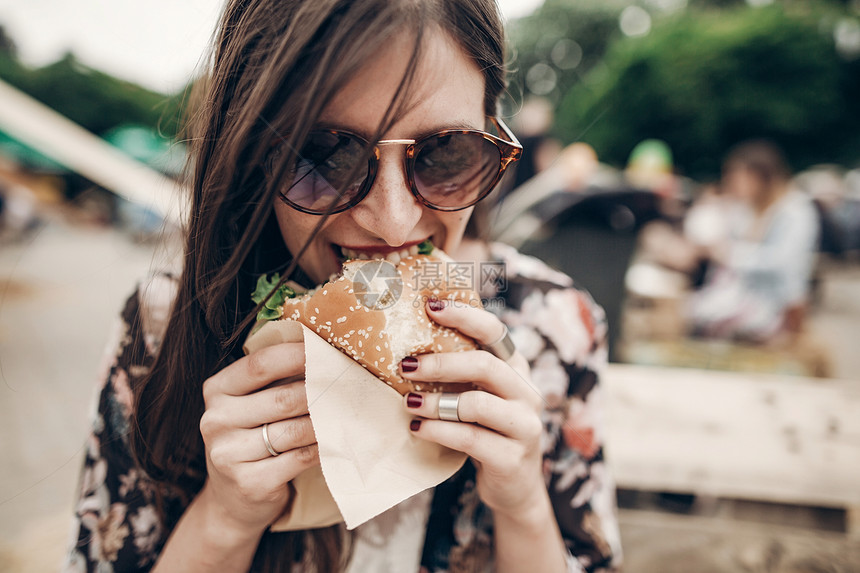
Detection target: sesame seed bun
<box><xmin>280</xmin><ymin>253</ymin><xmax>481</xmax><ymax>395</ymax></box>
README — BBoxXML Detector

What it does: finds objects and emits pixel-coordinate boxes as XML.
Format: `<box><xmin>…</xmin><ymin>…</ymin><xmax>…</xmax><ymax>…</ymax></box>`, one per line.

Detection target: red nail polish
<box><xmin>428</xmin><ymin>298</ymin><xmax>445</xmax><ymax>312</ymax></box>
<box><xmin>406</xmin><ymin>392</ymin><xmax>423</xmax><ymax>408</ymax></box>
<box><xmin>410</xmin><ymin>419</ymin><xmax>422</xmax><ymax>431</ymax></box>
<box><xmin>401</xmin><ymin>356</ymin><xmax>419</xmax><ymax>372</ymax></box>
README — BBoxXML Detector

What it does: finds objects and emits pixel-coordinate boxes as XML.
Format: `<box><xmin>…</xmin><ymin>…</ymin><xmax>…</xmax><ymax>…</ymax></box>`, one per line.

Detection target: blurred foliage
<box><xmin>507</xmin><ymin>0</ymin><xmax>620</xmax><ymax>101</ymax></box>
<box><xmin>512</xmin><ymin>3</ymin><xmax>860</xmax><ymax>179</ymax></box>
<box><xmin>0</xmin><ymin>30</ymin><xmax>187</xmax><ymax>139</ymax></box>
<box><xmin>687</xmin><ymin>0</ymin><xmax>746</xmax><ymax>8</ymax></box>
<box><xmin>3</xmin><ymin>4</ymin><xmax>860</xmax><ymax>182</ymax></box>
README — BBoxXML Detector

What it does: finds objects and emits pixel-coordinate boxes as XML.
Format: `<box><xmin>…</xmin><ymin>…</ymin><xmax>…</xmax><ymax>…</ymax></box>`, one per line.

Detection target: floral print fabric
<box><xmin>62</xmin><ymin>245</ymin><xmax>621</xmax><ymax>572</ymax></box>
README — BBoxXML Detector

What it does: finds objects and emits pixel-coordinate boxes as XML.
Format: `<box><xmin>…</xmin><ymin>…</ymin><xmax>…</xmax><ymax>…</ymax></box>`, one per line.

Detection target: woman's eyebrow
<box><xmin>313</xmin><ymin>120</ymin><xmax>483</xmax><ymax>141</ymax></box>
<box><xmin>407</xmin><ymin>121</ymin><xmax>483</xmax><ymax>141</ymax></box>
<box><xmin>312</xmin><ymin>122</ymin><xmax>367</xmax><ymax>138</ymax></box>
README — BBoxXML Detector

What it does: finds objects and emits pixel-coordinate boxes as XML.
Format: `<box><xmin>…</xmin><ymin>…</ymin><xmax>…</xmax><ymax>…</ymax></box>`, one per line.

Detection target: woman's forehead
<box><xmin>319</xmin><ymin>28</ymin><xmax>486</xmax><ymax>139</ymax></box>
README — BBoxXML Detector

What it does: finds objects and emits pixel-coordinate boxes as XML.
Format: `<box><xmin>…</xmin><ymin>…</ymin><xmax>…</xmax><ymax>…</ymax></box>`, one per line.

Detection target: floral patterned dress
<box><xmin>62</xmin><ymin>243</ymin><xmax>622</xmax><ymax>572</ymax></box>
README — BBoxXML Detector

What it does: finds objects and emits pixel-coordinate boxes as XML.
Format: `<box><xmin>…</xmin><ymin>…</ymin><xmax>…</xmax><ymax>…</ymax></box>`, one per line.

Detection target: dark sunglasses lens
<box><xmin>281</xmin><ymin>131</ymin><xmax>367</xmax><ymax>213</ymax></box>
<box><xmin>413</xmin><ymin>132</ymin><xmax>501</xmax><ymax>209</ymax></box>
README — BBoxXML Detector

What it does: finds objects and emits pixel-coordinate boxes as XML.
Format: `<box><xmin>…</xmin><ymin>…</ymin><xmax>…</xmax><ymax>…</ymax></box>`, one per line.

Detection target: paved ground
<box><xmin>0</xmin><ymin>219</ymin><xmax>178</xmax><ymax>569</ymax></box>
<box><xmin>1</xmin><ymin>219</ymin><xmax>858</xmax><ymax>571</ymax></box>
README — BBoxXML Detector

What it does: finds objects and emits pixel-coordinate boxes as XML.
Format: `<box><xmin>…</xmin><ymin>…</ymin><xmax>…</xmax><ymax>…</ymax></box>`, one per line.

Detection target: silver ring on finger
<box><xmin>437</xmin><ymin>392</ymin><xmax>461</xmax><ymax>422</ymax></box>
<box><xmin>481</xmin><ymin>324</ymin><xmax>516</xmax><ymax>362</ymax></box>
<box><xmin>262</xmin><ymin>423</ymin><xmax>280</xmax><ymax>457</ymax></box>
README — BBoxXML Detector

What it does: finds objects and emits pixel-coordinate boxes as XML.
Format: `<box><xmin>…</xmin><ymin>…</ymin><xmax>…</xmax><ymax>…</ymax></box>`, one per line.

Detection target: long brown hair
<box><xmin>131</xmin><ymin>0</ymin><xmax>507</xmax><ymax>570</ymax></box>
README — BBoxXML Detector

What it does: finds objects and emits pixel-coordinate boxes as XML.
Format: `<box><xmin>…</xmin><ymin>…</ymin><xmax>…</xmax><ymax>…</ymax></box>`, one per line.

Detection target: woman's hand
<box><xmin>401</xmin><ymin>299</ymin><xmax>568</xmax><ymax>572</ymax></box>
<box><xmin>198</xmin><ymin>342</ymin><xmax>320</xmax><ymax>537</ymax></box>
<box><xmin>400</xmin><ymin>299</ymin><xmax>545</xmax><ymax>517</ymax></box>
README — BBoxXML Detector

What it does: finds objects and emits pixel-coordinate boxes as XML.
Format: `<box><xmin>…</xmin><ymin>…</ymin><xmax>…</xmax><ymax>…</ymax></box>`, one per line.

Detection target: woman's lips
<box><xmin>333</xmin><ymin>239</ymin><xmax>430</xmax><ymax>264</ymax></box>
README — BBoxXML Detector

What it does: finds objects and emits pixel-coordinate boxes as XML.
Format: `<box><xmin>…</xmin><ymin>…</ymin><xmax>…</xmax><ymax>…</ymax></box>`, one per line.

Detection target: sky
<box><xmin>0</xmin><ymin>0</ymin><xmax>544</xmax><ymax>93</ymax></box>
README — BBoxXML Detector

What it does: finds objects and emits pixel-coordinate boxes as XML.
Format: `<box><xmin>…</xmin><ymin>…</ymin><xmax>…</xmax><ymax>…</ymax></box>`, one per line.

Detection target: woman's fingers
<box><xmin>216</xmin><ymin>443</ymin><xmax>321</xmax><ymax>505</ymax></box>
<box><xmin>256</xmin><ymin>416</ymin><xmax>317</xmax><ymax>460</ymax></box>
<box><xmin>256</xmin><ymin>442</ymin><xmax>320</xmax><ymax>481</ymax></box>
<box><xmin>403</xmin><ymin>300</ymin><xmax>548</xmax><ymax>516</ymax></box>
<box><xmin>209</xmin><ymin>415</ymin><xmax>317</xmax><ymax>464</ymax></box>
<box><xmin>203</xmin><ymin>342</ymin><xmax>306</xmax><ymax>401</ymax></box>
<box><xmin>196</xmin><ymin>341</ymin><xmax>319</xmax><ymax>532</ymax></box>
<box><xmin>409</xmin><ymin>414</ymin><xmax>532</xmax><ymax>473</ymax></box>
<box><xmin>405</xmin><ymin>387</ymin><xmax>545</xmax><ymax>514</ymax></box>
<box><xmin>405</xmin><ymin>390</ymin><xmax>541</xmax><ymax>440</ymax></box>
<box><xmin>425</xmin><ymin>298</ymin><xmax>529</xmax><ymax>375</ymax></box>
<box><xmin>427</xmin><ymin>298</ymin><xmax>506</xmax><ymax>348</ymax></box>
<box><xmin>401</xmin><ymin>350</ymin><xmax>541</xmax><ymax>410</ymax></box>
<box><xmin>219</xmin><ymin>379</ymin><xmax>310</xmax><ymax>428</ymax></box>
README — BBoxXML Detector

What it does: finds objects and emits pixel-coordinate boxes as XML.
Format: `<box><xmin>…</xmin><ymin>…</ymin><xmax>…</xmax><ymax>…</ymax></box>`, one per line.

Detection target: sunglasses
<box><xmin>267</xmin><ymin>117</ymin><xmax>522</xmax><ymax>215</ymax></box>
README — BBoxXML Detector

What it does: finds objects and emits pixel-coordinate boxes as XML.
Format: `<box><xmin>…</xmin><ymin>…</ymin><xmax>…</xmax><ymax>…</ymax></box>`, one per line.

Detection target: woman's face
<box><xmin>722</xmin><ymin>164</ymin><xmax>766</xmax><ymax>205</ymax></box>
<box><xmin>274</xmin><ymin>29</ymin><xmax>487</xmax><ymax>285</ymax></box>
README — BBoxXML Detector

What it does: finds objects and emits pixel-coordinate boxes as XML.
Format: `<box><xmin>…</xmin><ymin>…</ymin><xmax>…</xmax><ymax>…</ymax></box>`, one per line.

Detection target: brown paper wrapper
<box><xmin>244</xmin><ymin>320</ymin><xmax>467</xmax><ymax>531</ymax></box>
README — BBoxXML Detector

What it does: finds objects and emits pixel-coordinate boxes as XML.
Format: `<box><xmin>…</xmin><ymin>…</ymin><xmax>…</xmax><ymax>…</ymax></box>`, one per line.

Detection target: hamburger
<box><xmin>252</xmin><ymin>241</ymin><xmax>480</xmax><ymax>395</ymax></box>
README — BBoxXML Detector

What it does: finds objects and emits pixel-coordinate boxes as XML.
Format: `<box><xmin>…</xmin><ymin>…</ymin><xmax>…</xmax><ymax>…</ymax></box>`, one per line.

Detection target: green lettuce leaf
<box><xmin>417</xmin><ymin>239</ymin><xmax>434</xmax><ymax>255</ymax></box>
<box><xmin>252</xmin><ymin>273</ymin><xmax>280</xmax><ymax>305</ymax></box>
<box><xmin>252</xmin><ymin>273</ymin><xmax>297</xmax><ymax>322</ymax></box>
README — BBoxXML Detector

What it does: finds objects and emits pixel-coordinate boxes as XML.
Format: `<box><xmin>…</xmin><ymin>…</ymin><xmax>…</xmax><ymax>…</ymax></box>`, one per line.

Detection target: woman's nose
<box><xmin>349</xmin><ymin>150</ymin><xmax>424</xmax><ymax>246</ymax></box>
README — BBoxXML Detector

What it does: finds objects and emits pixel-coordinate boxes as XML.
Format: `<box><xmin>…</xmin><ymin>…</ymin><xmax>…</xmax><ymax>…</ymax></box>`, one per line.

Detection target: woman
<box><xmin>63</xmin><ymin>1</ymin><xmax>621</xmax><ymax>571</ymax></box>
<box><xmin>687</xmin><ymin>140</ymin><xmax>820</xmax><ymax>342</ymax></box>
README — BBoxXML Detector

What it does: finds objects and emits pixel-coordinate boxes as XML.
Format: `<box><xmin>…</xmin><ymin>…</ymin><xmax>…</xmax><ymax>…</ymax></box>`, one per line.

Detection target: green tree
<box><xmin>506</xmin><ymin>0</ymin><xmax>625</xmax><ymax>107</ymax></box>
<box><xmin>555</xmin><ymin>5</ymin><xmax>860</xmax><ymax>178</ymax></box>
<box><xmin>0</xmin><ymin>48</ymin><xmax>187</xmax><ymax>139</ymax></box>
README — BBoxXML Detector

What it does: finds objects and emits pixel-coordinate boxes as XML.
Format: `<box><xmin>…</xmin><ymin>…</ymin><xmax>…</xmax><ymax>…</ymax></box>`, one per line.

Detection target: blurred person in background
<box><xmin>60</xmin><ymin>0</ymin><xmax>622</xmax><ymax>571</ymax></box>
<box><xmin>0</xmin><ymin>179</ymin><xmax>39</xmax><ymax>241</ymax></box>
<box><xmin>624</xmin><ymin>139</ymin><xmax>681</xmax><ymax>201</ymax></box>
<box><xmin>638</xmin><ymin>181</ymin><xmax>730</xmax><ymax>291</ymax></box>
<box><xmin>686</xmin><ymin>140</ymin><xmax>820</xmax><ymax>343</ymax></box>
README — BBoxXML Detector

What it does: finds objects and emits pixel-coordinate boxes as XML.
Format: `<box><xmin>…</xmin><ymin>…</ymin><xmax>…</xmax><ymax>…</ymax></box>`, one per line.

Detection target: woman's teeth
<box><xmin>340</xmin><ymin>244</ymin><xmax>420</xmax><ymax>264</ymax></box>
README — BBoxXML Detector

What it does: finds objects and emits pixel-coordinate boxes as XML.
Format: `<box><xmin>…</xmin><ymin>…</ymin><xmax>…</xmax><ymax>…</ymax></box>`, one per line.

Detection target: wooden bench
<box><xmin>603</xmin><ymin>364</ymin><xmax>860</xmax><ymax>536</ymax></box>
